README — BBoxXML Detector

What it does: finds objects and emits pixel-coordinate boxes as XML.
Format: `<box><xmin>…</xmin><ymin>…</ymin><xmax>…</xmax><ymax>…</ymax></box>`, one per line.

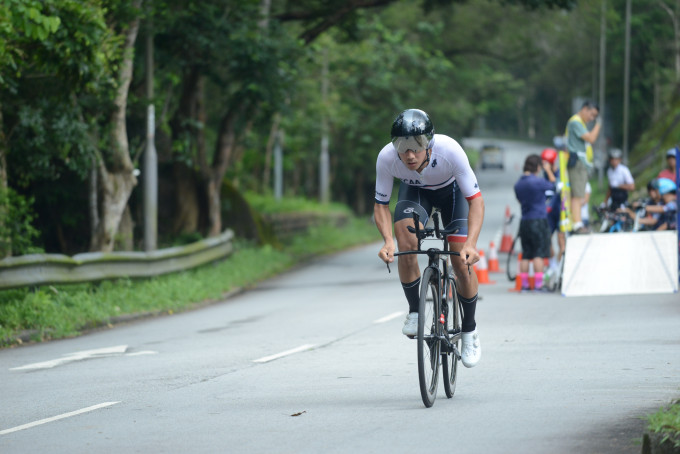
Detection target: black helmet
<box><xmin>390</xmin><ymin>109</ymin><xmax>435</xmax><ymax>154</ymax></box>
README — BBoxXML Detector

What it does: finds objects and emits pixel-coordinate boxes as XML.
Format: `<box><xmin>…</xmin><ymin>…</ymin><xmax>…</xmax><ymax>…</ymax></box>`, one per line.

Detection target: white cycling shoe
<box><xmin>461</xmin><ymin>329</ymin><xmax>481</xmax><ymax>368</ymax></box>
<box><xmin>402</xmin><ymin>313</ymin><xmax>418</xmax><ymax>337</ymax></box>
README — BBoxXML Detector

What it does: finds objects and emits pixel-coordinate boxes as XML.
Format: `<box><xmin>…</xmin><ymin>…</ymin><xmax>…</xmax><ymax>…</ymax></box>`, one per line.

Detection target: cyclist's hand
<box><xmin>378</xmin><ymin>243</ymin><xmax>395</xmax><ymax>264</ymax></box>
<box><xmin>460</xmin><ymin>244</ymin><xmax>479</xmax><ymax>266</ymax></box>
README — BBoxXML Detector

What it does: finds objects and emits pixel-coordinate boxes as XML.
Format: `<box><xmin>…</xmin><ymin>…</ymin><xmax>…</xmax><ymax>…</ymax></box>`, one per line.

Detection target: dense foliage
<box><xmin>0</xmin><ymin>0</ymin><xmax>677</xmax><ymax>255</ymax></box>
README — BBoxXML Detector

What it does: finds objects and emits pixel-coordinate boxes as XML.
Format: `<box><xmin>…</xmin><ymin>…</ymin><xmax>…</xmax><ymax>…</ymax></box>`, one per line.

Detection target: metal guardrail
<box><xmin>0</xmin><ymin>229</ymin><xmax>234</xmax><ymax>290</ymax></box>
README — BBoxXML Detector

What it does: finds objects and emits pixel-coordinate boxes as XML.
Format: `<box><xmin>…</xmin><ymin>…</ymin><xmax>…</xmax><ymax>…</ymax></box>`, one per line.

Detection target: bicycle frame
<box><xmin>394</xmin><ymin>212</ymin><xmax>462</xmax><ymax>353</ymax></box>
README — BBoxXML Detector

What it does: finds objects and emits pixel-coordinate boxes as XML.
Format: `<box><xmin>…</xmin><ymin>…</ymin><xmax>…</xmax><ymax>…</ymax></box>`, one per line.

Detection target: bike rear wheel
<box><xmin>441</xmin><ymin>272</ymin><xmax>461</xmax><ymax>399</ymax></box>
<box><xmin>418</xmin><ymin>266</ymin><xmax>440</xmax><ymax>408</ymax></box>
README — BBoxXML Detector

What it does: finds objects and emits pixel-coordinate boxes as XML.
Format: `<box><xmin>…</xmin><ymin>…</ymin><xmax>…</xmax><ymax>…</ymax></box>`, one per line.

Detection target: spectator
<box><xmin>541</xmin><ymin>148</ymin><xmax>565</xmax><ymax>272</ymax></box>
<box><xmin>658</xmin><ymin>148</ymin><xmax>677</xmax><ymax>183</ymax></box>
<box><xmin>644</xmin><ymin>178</ymin><xmax>677</xmax><ymax>231</ymax></box>
<box><xmin>581</xmin><ymin>181</ymin><xmax>592</xmax><ymax>227</ymax></box>
<box><xmin>605</xmin><ymin>148</ymin><xmax>635</xmax><ymax>209</ymax></box>
<box><xmin>565</xmin><ymin>100</ymin><xmax>601</xmax><ymax>234</ymax></box>
<box><xmin>514</xmin><ymin>154</ymin><xmax>555</xmax><ymax>291</ymax></box>
<box><xmin>619</xmin><ymin>179</ymin><xmax>663</xmax><ymax>230</ymax></box>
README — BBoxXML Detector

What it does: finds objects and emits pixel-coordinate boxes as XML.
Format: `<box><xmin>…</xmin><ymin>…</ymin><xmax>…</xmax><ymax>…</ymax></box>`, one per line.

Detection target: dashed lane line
<box><xmin>253</xmin><ymin>344</ymin><xmax>315</xmax><ymax>363</ymax></box>
<box><xmin>373</xmin><ymin>311</ymin><xmax>405</xmax><ymax>324</ymax></box>
<box><xmin>0</xmin><ymin>402</ymin><xmax>120</xmax><ymax>435</ymax></box>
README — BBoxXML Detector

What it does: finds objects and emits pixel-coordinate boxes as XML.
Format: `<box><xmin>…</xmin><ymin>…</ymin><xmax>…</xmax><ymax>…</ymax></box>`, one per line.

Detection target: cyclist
<box><xmin>620</xmin><ymin>178</ymin><xmax>663</xmax><ymax>230</ymax></box>
<box><xmin>374</xmin><ymin>108</ymin><xmax>484</xmax><ymax>368</ymax></box>
<box><xmin>605</xmin><ymin>148</ymin><xmax>635</xmax><ymax>209</ymax></box>
<box><xmin>643</xmin><ymin>178</ymin><xmax>677</xmax><ymax>230</ymax></box>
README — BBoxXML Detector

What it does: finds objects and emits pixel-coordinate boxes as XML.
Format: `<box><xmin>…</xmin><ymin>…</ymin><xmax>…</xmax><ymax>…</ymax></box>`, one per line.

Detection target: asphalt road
<box><xmin>1</xmin><ymin>138</ymin><xmax>678</xmax><ymax>453</ymax></box>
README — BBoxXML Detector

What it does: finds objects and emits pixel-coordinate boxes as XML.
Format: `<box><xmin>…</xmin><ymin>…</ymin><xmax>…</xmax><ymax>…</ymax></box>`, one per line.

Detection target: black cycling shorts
<box><xmin>519</xmin><ymin>218</ymin><xmax>551</xmax><ymax>260</ymax></box>
<box><xmin>393</xmin><ymin>181</ymin><xmax>469</xmax><ymax>242</ymax></box>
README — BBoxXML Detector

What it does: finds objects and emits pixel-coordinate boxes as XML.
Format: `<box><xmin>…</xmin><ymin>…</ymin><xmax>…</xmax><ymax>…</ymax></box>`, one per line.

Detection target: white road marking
<box><xmin>253</xmin><ymin>344</ymin><xmax>315</xmax><ymax>363</ymax></box>
<box><xmin>10</xmin><ymin>345</ymin><xmax>158</xmax><ymax>371</ymax></box>
<box><xmin>0</xmin><ymin>402</ymin><xmax>120</xmax><ymax>435</ymax></box>
<box><xmin>373</xmin><ymin>311</ymin><xmax>405</xmax><ymax>324</ymax></box>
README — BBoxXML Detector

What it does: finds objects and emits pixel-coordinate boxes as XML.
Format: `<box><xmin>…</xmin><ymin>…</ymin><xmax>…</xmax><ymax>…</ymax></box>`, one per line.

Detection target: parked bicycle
<box><xmin>594</xmin><ymin>204</ymin><xmax>637</xmax><ymax>233</ymax></box>
<box><xmin>392</xmin><ymin>211</ymin><xmax>463</xmax><ymax>408</ymax></box>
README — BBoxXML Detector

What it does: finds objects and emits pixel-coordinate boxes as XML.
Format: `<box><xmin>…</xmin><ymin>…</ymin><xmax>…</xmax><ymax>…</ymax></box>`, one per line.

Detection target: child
<box><xmin>643</xmin><ymin>178</ymin><xmax>677</xmax><ymax>230</ymax></box>
<box><xmin>514</xmin><ymin>154</ymin><xmax>556</xmax><ymax>291</ymax></box>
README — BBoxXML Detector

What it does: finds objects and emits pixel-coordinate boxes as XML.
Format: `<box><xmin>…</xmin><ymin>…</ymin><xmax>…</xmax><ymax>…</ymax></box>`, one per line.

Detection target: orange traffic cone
<box><xmin>499</xmin><ymin>206</ymin><xmax>514</xmax><ymax>253</ymax></box>
<box><xmin>474</xmin><ymin>250</ymin><xmax>495</xmax><ymax>284</ymax></box>
<box><xmin>528</xmin><ymin>261</ymin><xmax>535</xmax><ymax>290</ymax></box>
<box><xmin>488</xmin><ymin>241</ymin><xmax>500</xmax><ymax>272</ymax></box>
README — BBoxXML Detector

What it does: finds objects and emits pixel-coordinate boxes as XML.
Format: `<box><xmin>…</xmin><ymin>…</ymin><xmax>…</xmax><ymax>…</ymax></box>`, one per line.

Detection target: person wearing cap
<box><xmin>658</xmin><ymin>148</ymin><xmax>677</xmax><ymax>183</ymax></box>
<box><xmin>375</xmin><ymin>108</ymin><xmax>484</xmax><ymax>368</ymax></box>
<box><xmin>605</xmin><ymin>148</ymin><xmax>635</xmax><ymax>209</ymax></box>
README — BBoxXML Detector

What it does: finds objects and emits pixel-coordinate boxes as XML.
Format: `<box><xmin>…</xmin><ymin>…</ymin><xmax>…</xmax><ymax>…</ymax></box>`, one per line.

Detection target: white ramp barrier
<box><xmin>561</xmin><ymin>231</ymin><xmax>678</xmax><ymax>297</ymax></box>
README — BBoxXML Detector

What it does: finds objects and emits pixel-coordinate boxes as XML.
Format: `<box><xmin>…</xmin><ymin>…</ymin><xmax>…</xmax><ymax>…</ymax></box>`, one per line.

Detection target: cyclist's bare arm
<box><xmin>581</xmin><ymin>121</ymin><xmax>601</xmax><ymax>144</ymax></box>
<box><xmin>459</xmin><ymin>196</ymin><xmax>484</xmax><ymax>266</ymax></box>
<box><xmin>374</xmin><ymin>203</ymin><xmax>395</xmax><ymax>263</ymax></box>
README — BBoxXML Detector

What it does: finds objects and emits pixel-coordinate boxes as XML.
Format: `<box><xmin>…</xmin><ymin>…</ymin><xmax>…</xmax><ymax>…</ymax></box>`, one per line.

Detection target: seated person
<box><xmin>621</xmin><ymin>179</ymin><xmax>663</xmax><ymax>230</ymax></box>
<box><xmin>606</xmin><ymin>149</ymin><xmax>635</xmax><ymax>209</ymax></box>
<box><xmin>643</xmin><ymin>178</ymin><xmax>677</xmax><ymax>230</ymax></box>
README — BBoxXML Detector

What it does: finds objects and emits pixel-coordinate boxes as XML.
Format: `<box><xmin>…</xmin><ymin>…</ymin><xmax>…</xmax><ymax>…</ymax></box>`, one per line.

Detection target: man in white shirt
<box><xmin>606</xmin><ymin>148</ymin><xmax>635</xmax><ymax>208</ymax></box>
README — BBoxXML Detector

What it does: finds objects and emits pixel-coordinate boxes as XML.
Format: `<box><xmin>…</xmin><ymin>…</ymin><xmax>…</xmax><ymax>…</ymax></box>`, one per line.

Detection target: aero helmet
<box><xmin>541</xmin><ymin>148</ymin><xmax>558</xmax><ymax>164</ymax></box>
<box><xmin>608</xmin><ymin>148</ymin><xmax>623</xmax><ymax>159</ymax></box>
<box><xmin>390</xmin><ymin>109</ymin><xmax>435</xmax><ymax>154</ymax></box>
<box><xmin>647</xmin><ymin>178</ymin><xmax>660</xmax><ymax>191</ymax></box>
<box><xmin>657</xmin><ymin>178</ymin><xmax>677</xmax><ymax>195</ymax></box>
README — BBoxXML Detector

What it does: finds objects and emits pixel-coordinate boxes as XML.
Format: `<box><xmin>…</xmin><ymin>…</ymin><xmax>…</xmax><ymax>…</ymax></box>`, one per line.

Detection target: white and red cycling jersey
<box><xmin>374</xmin><ymin>134</ymin><xmax>481</xmax><ymax>205</ymax></box>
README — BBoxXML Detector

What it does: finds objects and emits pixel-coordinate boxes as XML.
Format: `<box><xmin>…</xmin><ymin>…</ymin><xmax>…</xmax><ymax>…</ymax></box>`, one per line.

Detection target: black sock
<box><xmin>458</xmin><ymin>293</ymin><xmax>478</xmax><ymax>332</ymax></box>
<box><xmin>402</xmin><ymin>278</ymin><xmax>421</xmax><ymax>313</ymax></box>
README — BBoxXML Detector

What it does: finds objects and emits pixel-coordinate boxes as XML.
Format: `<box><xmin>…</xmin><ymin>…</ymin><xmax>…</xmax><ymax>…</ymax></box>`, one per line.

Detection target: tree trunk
<box><xmin>0</xmin><ymin>106</ymin><xmax>10</xmax><ymax>258</ymax></box>
<box><xmin>206</xmin><ymin>105</ymin><xmax>245</xmax><ymax>237</ymax></box>
<box><xmin>171</xmin><ymin>162</ymin><xmax>200</xmax><ymax>234</ymax></box>
<box><xmin>263</xmin><ymin>113</ymin><xmax>281</xmax><ymax>191</ymax></box>
<box><xmin>89</xmin><ymin>2</ymin><xmax>141</xmax><ymax>252</ymax></box>
<box><xmin>168</xmin><ymin>67</ymin><xmax>207</xmax><ymax>234</ymax></box>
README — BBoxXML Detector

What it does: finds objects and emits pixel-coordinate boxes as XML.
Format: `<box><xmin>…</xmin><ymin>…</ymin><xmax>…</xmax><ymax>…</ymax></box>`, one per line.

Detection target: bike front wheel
<box><xmin>418</xmin><ymin>266</ymin><xmax>441</xmax><ymax>408</ymax></box>
<box><xmin>441</xmin><ymin>273</ymin><xmax>461</xmax><ymax>399</ymax></box>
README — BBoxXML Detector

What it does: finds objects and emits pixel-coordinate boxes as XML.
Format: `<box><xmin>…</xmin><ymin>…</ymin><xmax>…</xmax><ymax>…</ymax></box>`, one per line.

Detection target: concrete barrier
<box><xmin>0</xmin><ymin>229</ymin><xmax>234</xmax><ymax>290</ymax></box>
<box><xmin>562</xmin><ymin>231</ymin><xmax>678</xmax><ymax>297</ymax></box>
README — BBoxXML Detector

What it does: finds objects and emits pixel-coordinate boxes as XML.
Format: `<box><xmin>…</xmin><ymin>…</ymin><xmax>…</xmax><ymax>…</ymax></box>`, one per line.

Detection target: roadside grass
<box><xmin>0</xmin><ymin>215</ymin><xmax>380</xmax><ymax>347</ymax></box>
<box><xmin>645</xmin><ymin>401</ymin><xmax>680</xmax><ymax>448</ymax></box>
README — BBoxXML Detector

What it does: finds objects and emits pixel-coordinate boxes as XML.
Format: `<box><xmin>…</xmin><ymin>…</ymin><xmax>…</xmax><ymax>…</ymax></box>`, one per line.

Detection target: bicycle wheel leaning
<box><xmin>441</xmin><ymin>271</ymin><xmax>461</xmax><ymax>399</ymax></box>
<box><xmin>505</xmin><ymin>234</ymin><xmax>520</xmax><ymax>282</ymax></box>
<box><xmin>418</xmin><ymin>266</ymin><xmax>441</xmax><ymax>408</ymax></box>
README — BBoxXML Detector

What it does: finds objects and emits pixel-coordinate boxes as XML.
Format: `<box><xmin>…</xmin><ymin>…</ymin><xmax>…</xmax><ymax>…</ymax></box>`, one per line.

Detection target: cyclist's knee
<box><xmin>394</xmin><ymin>220</ymin><xmax>420</xmax><ymax>249</ymax></box>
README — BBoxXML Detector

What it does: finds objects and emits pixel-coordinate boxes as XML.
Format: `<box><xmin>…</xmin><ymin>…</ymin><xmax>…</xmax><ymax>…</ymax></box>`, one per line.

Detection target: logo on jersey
<box><xmin>375</xmin><ymin>191</ymin><xmax>387</xmax><ymax>198</ymax></box>
<box><xmin>431</xmin><ymin>159</ymin><xmax>437</xmax><ymax>168</ymax></box>
<box><xmin>474</xmin><ymin>182</ymin><xmax>479</xmax><ymax>188</ymax></box>
<box><xmin>401</xmin><ymin>178</ymin><xmax>422</xmax><ymax>185</ymax></box>
<box><xmin>403</xmin><ymin>207</ymin><xmax>415</xmax><ymax>214</ymax></box>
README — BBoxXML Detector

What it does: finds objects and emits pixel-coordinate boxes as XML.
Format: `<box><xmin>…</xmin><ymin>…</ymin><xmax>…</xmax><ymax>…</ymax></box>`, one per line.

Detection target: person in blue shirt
<box><xmin>514</xmin><ymin>154</ymin><xmax>556</xmax><ymax>291</ymax></box>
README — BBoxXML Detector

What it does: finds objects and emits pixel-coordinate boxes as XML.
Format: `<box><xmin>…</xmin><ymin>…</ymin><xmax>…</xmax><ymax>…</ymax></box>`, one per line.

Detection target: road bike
<box><xmin>595</xmin><ymin>205</ymin><xmax>636</xmax><ymax>233</ymax></box>
<box><xmin>392</xmin><ymin>211</ymin><xmax>463</xmax><ymax>408</ymax></box>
